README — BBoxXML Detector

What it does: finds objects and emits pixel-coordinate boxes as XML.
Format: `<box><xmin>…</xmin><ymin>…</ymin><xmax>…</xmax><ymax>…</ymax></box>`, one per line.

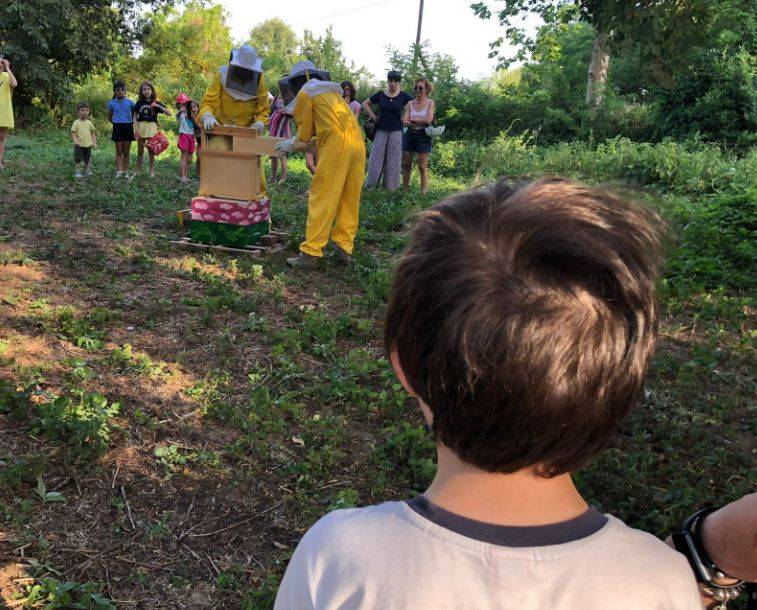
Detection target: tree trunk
<box><xmin>586</xmin><ymin>30</ymin><xmax>610</xmax><ymax>111</ymax></box>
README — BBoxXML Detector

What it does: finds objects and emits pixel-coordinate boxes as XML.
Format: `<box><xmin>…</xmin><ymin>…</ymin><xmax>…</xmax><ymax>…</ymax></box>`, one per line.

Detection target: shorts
<box><xmin>111</xmin><ymin>122</ymin><xmax>134</xmax><ymax>142</ymax></box>
<box><xmin>137</xmin><ymin>121</ymin><xmax>158</xmax><ymax>139</ymax></box>
<box><xmin>402</xmin><ymin>128</ymin><xmax>432</xmax><ymax>154</ymax></box>
<box><xmin>74</xmin><ymin>145</ymin><xmax>92</xmax><ymax>164</ymax></box>
<box><xmin>178</xmin><ymin>133</ymin><xmax>196</xmax><ymax>153</ymax></box>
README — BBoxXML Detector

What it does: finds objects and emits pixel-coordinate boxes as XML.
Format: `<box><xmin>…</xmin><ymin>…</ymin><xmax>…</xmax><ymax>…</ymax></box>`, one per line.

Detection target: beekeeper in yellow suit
<box><xmin>275</xmin><ymin>61</ymin><xmax>366</xmax><ymax>269</ymax></box>
<box><xmin>199</xmin><ymin>44</ymin><xmax>269</xmax><ymax>193</ymax></box>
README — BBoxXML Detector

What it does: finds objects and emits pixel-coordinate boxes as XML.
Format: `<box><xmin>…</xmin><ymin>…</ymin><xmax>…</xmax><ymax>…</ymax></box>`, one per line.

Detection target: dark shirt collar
<box><xmin>406</xmin><ymin>495</ymin><xmax>608</xmax><ymax>547</ymax></box>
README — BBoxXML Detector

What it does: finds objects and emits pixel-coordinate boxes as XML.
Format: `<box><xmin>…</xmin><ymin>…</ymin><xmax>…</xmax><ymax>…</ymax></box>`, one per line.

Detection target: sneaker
<box><xmin>116</xmin><ymin>171</ymin><xmax>123</xmax><ymax>179</ymax></box>
<box><xmin>330</xmin><ymin>243</ymin><xmax>352</xmax><ymax>264</ymax></box>
<box><xmin>286</xmin><ymin>252</ymin><xmax>318</xmax><ymax>270</ymax></box>
<box><xmin>85</xmin><ymin>169</ymin><xmax>93</xmax><ymax>177</ymax></box>
<box><xmin>74</xmin><ymin>171</ymin><xmax>83</xmax><ymax>179</ymax></box>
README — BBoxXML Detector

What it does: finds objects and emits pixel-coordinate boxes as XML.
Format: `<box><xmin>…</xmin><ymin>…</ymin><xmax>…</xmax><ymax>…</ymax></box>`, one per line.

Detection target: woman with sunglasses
<box><xmin>362</xmin><ymin>70</ymin><xmax>413</xmax><ymax>191</ymax></box>
<box><xmin>402</xmin><ymin>79</ymin><xmax>435</xmax><ymax>194</ymax></box>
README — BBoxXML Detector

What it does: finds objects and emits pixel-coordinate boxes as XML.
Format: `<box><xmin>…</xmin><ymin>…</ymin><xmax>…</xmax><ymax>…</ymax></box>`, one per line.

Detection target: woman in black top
<box><xmin>362</xmin><ymin>70</ymin><xmax>412</xmax><ymax>191</ymax></box>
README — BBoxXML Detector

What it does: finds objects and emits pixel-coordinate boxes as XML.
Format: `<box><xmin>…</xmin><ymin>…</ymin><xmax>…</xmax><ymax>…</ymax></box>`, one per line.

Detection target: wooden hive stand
<box><xmin>173</xmin><ymin>125</ymin><xmax>289</xmax><ymax>256</ymax></box>
<box><xmin>171</xmin><ymin>231</ymin><xmax>290</xmax><ymax>257</ymax></box>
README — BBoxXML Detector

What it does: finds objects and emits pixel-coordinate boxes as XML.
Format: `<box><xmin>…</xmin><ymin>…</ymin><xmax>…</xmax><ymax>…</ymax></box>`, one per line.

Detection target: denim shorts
<box><xmin>403</xmin><ymin>128</ymin><xmax>432</xmax><ymax>154</ymax></box>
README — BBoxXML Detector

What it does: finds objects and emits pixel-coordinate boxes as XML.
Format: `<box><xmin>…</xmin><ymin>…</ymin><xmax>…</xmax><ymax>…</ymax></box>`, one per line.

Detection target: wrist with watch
<box><xmin>672</xmin><ymin>507</ymin><xmax>748</xmax><ymax>609</ymax></box>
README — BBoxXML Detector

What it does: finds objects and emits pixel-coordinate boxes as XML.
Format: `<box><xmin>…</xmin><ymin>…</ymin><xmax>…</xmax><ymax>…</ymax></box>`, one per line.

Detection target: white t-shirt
<box><xmin>274</xmin><ymin>498</ymin><xmax>703</xmax><ymax>610</ymax></box>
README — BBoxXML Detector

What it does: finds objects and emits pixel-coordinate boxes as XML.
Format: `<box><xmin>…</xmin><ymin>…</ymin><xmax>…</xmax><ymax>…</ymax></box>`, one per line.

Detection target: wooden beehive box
<box><xmin>199</xmin><ymin>126</ymin><xmax>285</xmax><ymax>201</ymax></box>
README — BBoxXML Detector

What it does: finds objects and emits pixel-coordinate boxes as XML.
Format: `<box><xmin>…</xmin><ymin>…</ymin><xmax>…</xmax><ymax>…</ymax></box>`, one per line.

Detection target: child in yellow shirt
<box><xmin>71</xmin><ymin>102</ymin><xmax>97</xmax><ymax>178</ymax></box>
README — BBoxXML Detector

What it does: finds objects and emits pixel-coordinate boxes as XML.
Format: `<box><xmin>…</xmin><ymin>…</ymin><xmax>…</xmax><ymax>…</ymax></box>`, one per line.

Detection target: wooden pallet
<box><xmin>171</xmin><ymin>231</ymin><xmax>290</xmax><ymax>257</ymax></box>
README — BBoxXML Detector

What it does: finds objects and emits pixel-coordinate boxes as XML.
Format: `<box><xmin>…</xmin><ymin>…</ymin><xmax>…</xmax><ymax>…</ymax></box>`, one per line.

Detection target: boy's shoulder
<box><xmin>602</xmin><ymin>515</ymin><xmax>693</xmax><ymax>569</ymax></box>
<box><xmin>303</xmin><ymin>503</ymin><xmax>689</xmax><ymax>567</ymax></box>
<box><xmin>301</xmin><ymin>505</ymin><xmax>695</xmax><ymax>587</ymax></box>
<box><xmin>298</xmin><ymin>501</ymin><xmax>409</xmax><ymax>553</ymax></box>
<box><xmin>280</xmin><ymin>504</ymin><xmax>700</xmax><ymax>610</ymax></box>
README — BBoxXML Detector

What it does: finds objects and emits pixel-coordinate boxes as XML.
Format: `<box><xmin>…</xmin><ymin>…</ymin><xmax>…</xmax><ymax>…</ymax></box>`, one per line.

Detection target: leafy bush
<box><xmin>654</xmin><ymin>48</ymin><xmax>757</xmax><ymax>149</ymax></box>
<box><xmin>434</xmin><ymin>134</ymin><xmax>755</xmax><ymax>293</ymax></box>
<box><xmin>372</xmin><ymin>423</ymin><xmax>436</xmax><ymax>494</ymax></box>
<box><xmin>0</xmin><ymin>382</ymin><xmax>120</xmax><ymax>461</ymax></box>
<box><xmin>429</xmin><ymin>139</ymin><xmax>487</xmax><ymax>177</ymax></box>
<box><xmin>664</xmin><ymin>188</ymin><xmax>757</xmax><ymax>292</ymax></box>
<box><xmin>21</xmin><ymin>576</ymin><xmax>115</xmax><ymax>610</ymax></box>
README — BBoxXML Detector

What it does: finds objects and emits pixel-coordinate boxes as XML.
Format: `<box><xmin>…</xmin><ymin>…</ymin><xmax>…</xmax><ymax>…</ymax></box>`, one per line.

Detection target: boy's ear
<box><xmin>389</xmin><ymin>349</ymin><xmax>417</xmax><ymax>398</ymax></box>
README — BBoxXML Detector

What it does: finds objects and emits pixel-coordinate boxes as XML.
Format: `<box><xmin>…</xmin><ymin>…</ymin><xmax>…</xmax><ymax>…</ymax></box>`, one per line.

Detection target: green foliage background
<box><xmin>0</xmin><ymin>1</ymin><xmax>754</xmax><ymax>607</ymax></box>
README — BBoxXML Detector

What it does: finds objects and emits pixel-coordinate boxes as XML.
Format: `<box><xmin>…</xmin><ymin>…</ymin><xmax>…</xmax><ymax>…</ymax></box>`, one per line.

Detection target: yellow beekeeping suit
<box><xmin>199</xmin><ymin>71</ymin><xmax>270</xmax><ymax>196</ymax></box>
<box><xmin>199</xmin><ymin>72</ymin><xmax>270</xmax><ymax>128</ymax></box>
<box><xmin>293</xmin><ymin>82</ymin><xmax>366</xmax><ymax>257</ymax></box>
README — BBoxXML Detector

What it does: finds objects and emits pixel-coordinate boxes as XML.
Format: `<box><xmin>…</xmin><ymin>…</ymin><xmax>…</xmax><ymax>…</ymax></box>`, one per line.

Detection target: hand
<box><xmin>92</xmin><ymin>143</ymin><xmax>97</xmax><ymax>149</ymax></box>
<box><xmin>251</xmin><ymin>121</ymin><xmax>265</xmax><ymax>134</ymax></box>
<box><xmin>370</xmin><ymin>113</ymin><xmax>378</xmax><ymax>122</ymax></box>
<box><xmin>275</xmin><ymin>136</ymin><xmax>296</xmax><ymax>156</ymax></box>
<box><xmin>201</xmin><ymin>112</ymin><xmax>218</xmax><ymax>131</ymax></box>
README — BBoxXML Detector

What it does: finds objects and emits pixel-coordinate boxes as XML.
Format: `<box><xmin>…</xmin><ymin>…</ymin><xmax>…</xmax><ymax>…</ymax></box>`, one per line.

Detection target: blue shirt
<box><xmin>107</xmin><ymin>97</ymin><xmax>135</xmax><ymax>124</ymax></box>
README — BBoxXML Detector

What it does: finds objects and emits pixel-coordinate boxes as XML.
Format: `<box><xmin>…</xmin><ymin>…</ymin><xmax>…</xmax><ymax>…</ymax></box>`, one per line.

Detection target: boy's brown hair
<box><xmin>385</xmin><ymin>177</ymin><xmax>666</xmax><ymax>476</ymax></box>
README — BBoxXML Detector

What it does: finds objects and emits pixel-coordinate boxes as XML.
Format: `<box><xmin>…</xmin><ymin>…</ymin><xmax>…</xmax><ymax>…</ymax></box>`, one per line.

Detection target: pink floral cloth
<box><xmin>191</xmin><ymin>197</ymin><xmax>271</xmax><ymax>225</ymax></box>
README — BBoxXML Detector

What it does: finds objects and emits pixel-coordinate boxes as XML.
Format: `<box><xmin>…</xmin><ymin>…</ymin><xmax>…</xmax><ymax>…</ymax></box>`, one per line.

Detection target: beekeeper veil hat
<box><xmin>282</xmin><ymin>60</ymin><xmax>335</xmax><ymax>112</ymax></box>
<box><xmin>220</xmin><ymin>44</ymin><xmax>264</xmax><ymax>101</ymax></box>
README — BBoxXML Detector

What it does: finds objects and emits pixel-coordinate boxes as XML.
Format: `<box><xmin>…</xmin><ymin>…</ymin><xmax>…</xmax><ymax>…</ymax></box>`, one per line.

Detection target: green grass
<box><xmin>0</xmin><ymin>131</ymin><xmax>753</xmax><ymax>608</ymax></box>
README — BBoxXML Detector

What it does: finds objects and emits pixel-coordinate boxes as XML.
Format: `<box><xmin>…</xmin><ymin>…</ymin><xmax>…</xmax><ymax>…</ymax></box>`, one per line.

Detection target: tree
<box><xmin>249</xmin><ymin>18</ymin><xmax>299</xmax><ymax>88</ymax></box>
<box><xmin>386</xmin><ymin>42</ymin><xmax>460</xmax><ymax>125</ymax></box>
<box><xmin>120</xmin><ymin>1</ymin><xmax>232</xmax><ymax>99</ymax></box>
<box><xmin>0</xmin><ymin>0</ymin><xmax>177</xmax><ymax>110</ymax></box>
<box><xmin>471</xmin><ymin>0</ymin><xmax>719</xmax><ymax>111</ymax></box>
<box><xmin>299</xmin><ymin>26</ymin><xmax>369</xmax><ymax>84</ymax></box>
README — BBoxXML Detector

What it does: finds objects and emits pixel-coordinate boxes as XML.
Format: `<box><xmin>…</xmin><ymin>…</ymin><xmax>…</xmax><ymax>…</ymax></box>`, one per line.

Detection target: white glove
<box><xmin>251</xmin><ymin>121</ymin><xmax>265</xmax><ymax>133</ymax></box>
<box><xmin>275</xmin><ymin>136</ymin><xmax>297</xmax><ymax>156</ymax></box>
<box><xmin>201</xmin><ymin>112</ymin><xmax>218</xmax><ymax>130</ymax></box>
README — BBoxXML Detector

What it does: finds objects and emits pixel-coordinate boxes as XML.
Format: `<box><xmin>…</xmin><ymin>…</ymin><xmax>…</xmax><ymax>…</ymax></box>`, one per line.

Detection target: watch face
<box><xmin>671</xmin><ymin>531</ymin><xmax>713</xmax><ymax>584</ymax></box>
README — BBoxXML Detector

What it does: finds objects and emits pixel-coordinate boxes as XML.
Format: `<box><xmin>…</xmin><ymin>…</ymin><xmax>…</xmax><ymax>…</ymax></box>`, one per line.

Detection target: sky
<box><xmin>221</xmin><ymin>0</ymin><xmax>518</xmax><ymax>81</ymax></box>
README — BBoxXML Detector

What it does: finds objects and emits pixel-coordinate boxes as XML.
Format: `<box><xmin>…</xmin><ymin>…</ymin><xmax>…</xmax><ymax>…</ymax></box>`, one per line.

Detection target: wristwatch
<box><xmin>672</xmin><ymin>508</ymin><xmax>746</xmax><ymax>609</ymax></box>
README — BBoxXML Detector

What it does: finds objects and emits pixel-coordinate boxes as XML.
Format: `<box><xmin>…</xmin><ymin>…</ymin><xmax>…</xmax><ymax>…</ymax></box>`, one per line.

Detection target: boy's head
<box><xmin>113</xmin><ymin>79</ymin><xmax>126</xmax><ymax>98</ymax></box>
<box><xmin>77</xmin><ymin>102</ymin><xmax>90</xmax><ymax>118</ymax></box>
<box><xmin>385</xmin><ymin>178</ymin><xmax>666</xmax><ymax>477</ymax></box>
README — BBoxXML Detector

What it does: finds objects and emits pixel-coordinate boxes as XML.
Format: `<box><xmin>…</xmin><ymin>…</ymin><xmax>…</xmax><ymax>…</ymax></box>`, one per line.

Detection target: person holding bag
<box><xmin>402</xmin><ymin>78</ymin><xmax>435</xmax><ymax>194</ymax></box>
<box><xmin>362</xmin><ymin>70</ymin><xmax>412</xmax><ymax>191</ymax></box>
<box><xmin>132</xmin><ymin>81</ymin><xmax>171</xmax><ymax>178</ymax></box>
